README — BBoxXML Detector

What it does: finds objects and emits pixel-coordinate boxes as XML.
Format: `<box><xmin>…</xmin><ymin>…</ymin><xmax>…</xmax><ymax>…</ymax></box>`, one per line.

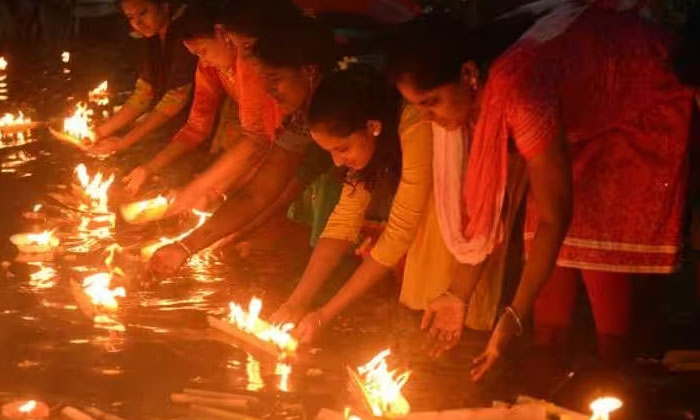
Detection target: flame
<box><xmin>590</xmin><ymin>397</ymin><xmax>622</xmax><ymax>420</ymax></box>
<box><xmin>74</xmin><ymin>164</ymin><xmax>114</xmax><ymax>213</ymax></box>
<box><xmin>104</xmin><ymin>243</ymin><xmax>124</xmax><ymax>277</ymax></box>
<box><xmin>0</xmin><ymin>57</ymin><xmax>7</xmax><ymax>71</ymax></box>
<box><xmin>89</xmin><ymin>81</ymin><xmax>109</xmax><ymax>106</ymax></box>
<box><xmin>29</xmin><ymin>263</ymin><xmax>57</xmax><ymax>289</ymax></box>
<box><xmin>246</xmin><ymin>354</ymin><xmax>264</xmax><ymax>391</ymax></box>
<box><xmin>140</xmin><ymin>209</ymin><xmax>211</xmax><ymax>260</ymax></box>
<box><xmin>18</xmin><ymin>400</ymin><xmax>36</xmax><ymax>413</ymax></box>
<box><xmin>227</xmin><ymin>297</ymin><xmax>298</xmax><ymax>354</ymax></box>
<box><xmin>32</xmin><ymin>204</ymin><xmax>42</xmax><ymax>212</ymax></box>
<box><xmin>64</xmin><ymin>102</ymin><xmax>95</xmax><ymax>143</ymax></box>
<box><xmin>82</xmin><ymin>272</ymin><xmax>126</xmax><ymax>311</ymax></box>
<box><xmin>62</xmin><ymin>51</ymin><xmax>70</xmax><ymax>63</ymax></box>
<box><xmin>121</xmin><ymin>195</ymin><xmax>170</xmax><ymax>223</ymax></box>
<box><xmin>0</xmin><ymin>111</ymin><xmax>31</xmax><ymax>128</ymax></box>
<box><xmin>27</xmin><ymin>230</ymin><xmax>56</xmax><ymax>246</ymax></box>
<box><xmin>276</xmin><ymin>362</ymin><xmax>292</xmax><ymax>392</ymax></box>
<box><xmin>353</xmin><ymin>349</ymin><xmax>411</xmax><ymax>418</ymax></box>
<box><xmin>343</xmin><ymin>408</ymin><xmax>365</xmax><ymax>420</ymax></box>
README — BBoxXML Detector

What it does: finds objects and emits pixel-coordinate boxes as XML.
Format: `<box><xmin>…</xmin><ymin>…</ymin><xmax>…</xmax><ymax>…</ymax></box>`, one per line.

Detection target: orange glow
<box><xmin>246</xmin><ymin>354</ymin><xmax>264</xmax><ymax>392</ymax></box>
<box><xmin>120</xmin><ymin>195</ymin><xmax>170</xmax><ymax>224</ymax></box>
<box><xmin>0</xmin><ymin>57</ymin><xmax>7</xmax><ymax>71</ymax></box>
<box><xmin>10</xmin><ymin>231</ymin><xmax>59</xmax><ymax>254</ymax></box>
<box><xmin>74</xmin><ymin>164</ymin><xmax>114</xmax><ymax>213</ymax></box>
<box><xmin>63</xmin><ymin>102</ymin><xmax>95</xmax><ymax>143</ymax></box>
<box><xmin>0</xmin><ymin>111</ymin><xmax>31</xmax><ymax>128</ymax></box>
<box><xmin>140</xmin><ymin>209</ymin><xmax>211</xmax><ymax>260</ymax></box>
<box><xmin>82</xmin><ymin>272</ymin><xmax>125</xmax><ymax>311</ymax></box>
<box><xmin>276</xmin><ymin>362</ymin><xmax>292</xmax><ymax>392</ymax></box>
<box><xmin>18</xmin><ymin>401</ymin><xmax>36</xmax><ymax>413</ymax></box>
<box><xmin>590</xmin><ymin>397</ymin><xmax>622</xmax><ymax>420</ymax></box>
<box><xmin>62</xmin><ymin>51</ymin><xmax>70</xmax><ymax>63</ymax></box>
<box><xmin>88</xmin><ymin>81</ymin><xmax>109</xmax><ymax>106</ymax></box>
<box><xmin>351</xmin><ymin>349</ymin><xmax>411</xmax><ymax>418</ymax></box>
<box><xmin>227</xmin><ymin>297</ymin><xmax>298</xmax><ymax>355</ymax></box>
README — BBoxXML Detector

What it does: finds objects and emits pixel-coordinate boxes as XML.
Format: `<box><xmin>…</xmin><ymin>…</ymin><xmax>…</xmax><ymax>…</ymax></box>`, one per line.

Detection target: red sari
<box><xmin>463</xmin><ymin>8</ymin><xmax>694</xmax><ymax>274</ymax></box>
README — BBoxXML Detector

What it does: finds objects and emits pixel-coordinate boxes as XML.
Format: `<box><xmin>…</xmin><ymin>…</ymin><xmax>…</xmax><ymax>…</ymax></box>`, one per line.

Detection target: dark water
<box><xmin>1</xmin><ymin>25</ymin><xmax>700</xmax><ymax>420</ymax></box>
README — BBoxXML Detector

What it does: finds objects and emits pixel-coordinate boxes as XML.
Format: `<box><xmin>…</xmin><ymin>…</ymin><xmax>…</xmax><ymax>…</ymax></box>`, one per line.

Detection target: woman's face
<box><xmin>260</xmin><ymin>64</ymin><xmax>313</xmax><ymax>113</ymax></box>
<box><xmin>396</xmin><ymin>63</ymin><xmax>478</xmax><ymax>130</ymax></box>
<box><xmin>184</xmin><ymin>36</ymin><xmax>235</xmax><ymax>71</ymax></box>
<box><xmin>225</xmin><ymin>31</ymin><xmax>257</xmax><ymax>56</ymax></box>
<box><xmin>311</xmin><ymin>122</ymin><xmax>378</xmax><ymax>171</ymax></box>
<box><xmin>121</xmin><ymin>0</ymin><xmax>169</xmax><ymax>38</ymax></box>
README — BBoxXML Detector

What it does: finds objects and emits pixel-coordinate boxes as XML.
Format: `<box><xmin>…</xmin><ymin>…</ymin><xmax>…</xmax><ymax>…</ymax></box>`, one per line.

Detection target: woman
<box><xmin>385</xmin><ymin>8</ymin><xmax>694</xmax><ymax>380</ymax></box>
<box><xmin>91</xmin><ymin>0</ymin><xmax>200</xmax><ymax>155</ymax></box>
<box><xmin>121</xmin><ymin>0</ymin><xmax>303</xmax><ymax>199</ymax></box>
<box><xmin>147</xmin><ymin>16</ymin><xmax>337</xmax><ymax>278</ymax></box>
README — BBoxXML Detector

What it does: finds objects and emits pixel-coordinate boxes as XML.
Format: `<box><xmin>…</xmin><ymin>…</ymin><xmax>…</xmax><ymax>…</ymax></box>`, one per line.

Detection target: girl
<box><xmin>91</xmin><ymin>0</ymin><xmax>201</xmax><ymax>154</ymax></box>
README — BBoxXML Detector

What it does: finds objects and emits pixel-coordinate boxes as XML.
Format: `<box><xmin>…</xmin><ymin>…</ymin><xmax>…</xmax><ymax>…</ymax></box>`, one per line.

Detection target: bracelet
<box><xmin>504</xmin><ymin>306</ymin><xmax>524</xmax><ymax>337</ymax></box>
<box><xmin>176</xmin><ymin>240</ymin><xmax>193</xmax><ymax>258</ymax></box>
<box><xmin>212</xmin><ymin>187</ymin><xmax>228</xmax><ymax>203</ymax></box>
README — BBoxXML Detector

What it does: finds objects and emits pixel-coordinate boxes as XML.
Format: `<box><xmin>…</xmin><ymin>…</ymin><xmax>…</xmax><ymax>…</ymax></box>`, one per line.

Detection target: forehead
<box><xmin>311</xmin><ymin>125</ymin><xmax>350</xmax><ymax>149</ymax></box>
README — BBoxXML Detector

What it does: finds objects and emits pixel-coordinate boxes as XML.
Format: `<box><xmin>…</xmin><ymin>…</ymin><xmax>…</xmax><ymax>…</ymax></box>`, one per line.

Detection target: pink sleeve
<box><xmin>503</xmin><ymin>57</ymin><xmax>561</xmax><ymax>160</ymax></box>
<box><xmin>172</xmin><ymin>64</ymin><xmax>224</xmax><ymax>148</ymax></box>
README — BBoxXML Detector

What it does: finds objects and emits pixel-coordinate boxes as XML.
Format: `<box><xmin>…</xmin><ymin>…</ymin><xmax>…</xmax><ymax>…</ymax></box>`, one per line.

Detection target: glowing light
<box><xmin>88</xmin><ymin>81</ymin><xmax>109</xmax><ymax>106</ymax></box>
<box><xmin>63</xmin><ymin>102</ymin><xmax>95</xmax><ymax>143</ymax></box>
<box><xmin>74</xmin><ymin>163</ymin><xmax>114</xmax><ymax>213</ymax></box>
<box><xmin>246</xmin><ymin>354</ymin><xmax>264</xmax><ymax>392</ymax></box>
<box><xmin>120</xmin><ymin>195</ymin><xmax>170</xmax><ymax>224</ymax></box>
<box><xmin>32</xmin><ymin>204</ymin><xmax>41</xmax><ymax>212</ymax></box>
<box><xmin>276</xmin><ymin>362</ymin><xmax>292</xmax><ymax>392</ymax></box>
<box><xmin>140</xmin><ymin>209</ymin><xmax>211</xmax><ymax>260</ymax></box>
<box><xmin>227</xmin><ymin>297</ymin><xmax>298</xmax><ymax>354</ymax></box>
<box><xmin>82</xmin><ymin>272</ymin><xmax>125</xmax><ymax>311</ymax></box>
<box><xmin>0</xmin><ymin>111</ymin><xmax>31</xmax><ymax>128</ymax></box>
<box><xmin>18</xmin><ymin>401</ymin><xmax>36</xmax><ymax>413</ymax></box>
<box><xmin>590</xmin><ymin>397</ymin><xmax>622</xmax><ymax>420</ymax></box>
<box><xmin>61</xmin><ymin>51</ymin><xmax>70</xmax><ymax>63</ymax></box>
<box><xmin>0</xmin><ymin>57</ymin><xmax>7</xmax><ymax>71</ymax></box>
<box><xmin>350</xmin><ymin>349</ymin><xmax>411</xmax><ymax>418</ymax></box>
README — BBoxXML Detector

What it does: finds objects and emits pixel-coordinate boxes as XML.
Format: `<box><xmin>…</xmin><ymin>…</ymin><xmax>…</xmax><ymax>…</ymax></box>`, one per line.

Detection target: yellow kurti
<box><xmin>320</xmin><ymin>106</ymin><xmax>497</xmax><ymax>331</ymax></box>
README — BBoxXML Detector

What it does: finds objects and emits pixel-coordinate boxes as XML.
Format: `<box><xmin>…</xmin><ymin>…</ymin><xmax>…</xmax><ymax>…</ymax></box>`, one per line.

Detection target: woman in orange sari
<box><xmin>386</xmin><ymin>6</ymin><xmax>694</xmax><ymax>380</ymax></box>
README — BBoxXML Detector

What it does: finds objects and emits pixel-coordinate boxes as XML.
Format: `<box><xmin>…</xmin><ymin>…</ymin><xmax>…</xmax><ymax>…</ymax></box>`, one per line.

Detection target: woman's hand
<box><xmin>148</xmin><ymin>242</ymin><xmax>190</xmax><ymax>277</ymax></box>
<box><xmin>471</xmin><ymin>308</ymin><xmax>522</xmax><ymax>381</ymax></box>
<box><xmin>123</xmin><ymin>165</ymin><xmax>151</xmax><ymax>196</ymax></box>
<box><xmin>294</xmin><ymin>311</ymin><xmax>324</xmax><ymax>344</ymax></box>
<box><xmin>421</xmin><ymin>292</ymin><xmax>466</xmax><ymax>358</ymax></box>
<box><xmin>270</xmin><ymin>301</ymin><xmax>307</xmax><ymax>325</ymax></box>
<box><xmin>167</xmin><ymin>185</ymin><xmax>219</xmax><ymax>216</ymax></box>
<box><xmin>90</xmin><ymin>136</ymin><xmax>126</xmax><ymax>156</ymax></box>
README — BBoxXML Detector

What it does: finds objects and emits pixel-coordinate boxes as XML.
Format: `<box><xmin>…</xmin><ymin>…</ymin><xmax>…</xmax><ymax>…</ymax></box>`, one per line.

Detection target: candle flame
<box><xmin>353</xmin><ymin>349</ymin><xmax>411</xmax><ymax>418</ymax></box>
<box><xmin>140</xmin><ymin>209</ymin><xmax>211</xmax><ymax>259</ymax></box>
<box><xmin>32</xmin><ymin>204</ymin><xmax>42</xmax><ymax>212</ymax></box>
<box><xmin>64</xmin><ymin>102</ymin><xmax>95</xmax><ymax>143</ymax></box>
<box><xmin>0</xmin><ymin>111</ymin><xmax>31</xmax><ymax>128</ymax></box>
<box><xmin>89</xmin><ymin>81</ymin><xmax>109</xmax><ymax>106</ymax></box>
<box><xmin>18</xmin><ymin>400</ymin><xmax>36</xmax><ymax>413</ymax></box>
<box><xmin>227</xmin><ymin>297</ymin><xmax>298</xmax><ymax>354</ymax></box>
<box><xmin>590</xmin><ymin>397</ymin><xmax>622</xmax><ymax>420</ymax></box>
<box><xmin>74</xmin><ymin>164</ymin><xmax>114</xmax><ymax>213</ymax></box>
<box><xmin>82</xmin><ymin>272</ymin><xmax>126</xmax><ymax>311</ymax></box>
<box><xmin>0</xmin><ymin>57</ymin><xmax>7</xmax><ymax>71</ymax></box>
<box><xmin>62</xmin><ymin>51</ymin><xmax>71</xmax><ymax>63</ymax></box>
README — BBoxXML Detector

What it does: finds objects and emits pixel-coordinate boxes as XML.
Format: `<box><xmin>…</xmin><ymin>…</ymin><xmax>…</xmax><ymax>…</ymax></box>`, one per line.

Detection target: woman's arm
<box><xmin>95</xmin><ymin>103</ymin><xmax>144</xmax><ymax>139</ymax></box>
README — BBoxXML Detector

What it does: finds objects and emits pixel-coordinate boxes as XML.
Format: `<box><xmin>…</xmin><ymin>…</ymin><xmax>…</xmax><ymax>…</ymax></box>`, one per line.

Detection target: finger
<box><xmin>471</xmin><ymin>357</ymin><xmax>494</xmax><ymax>382</ymax></box>
<box><xmin>438</xmin><ymin>328</ymin><xmax>452</xmax><ymax>343</ymax></box>
<box><xmin>420</xmin><ymin>308</ymin><xmax>435</xmax><ymax>330</ymax></box>
<box><xmin>472</xmin><ymin>352</ymin><xmax>488</xmax><ymax>367</ymax></box>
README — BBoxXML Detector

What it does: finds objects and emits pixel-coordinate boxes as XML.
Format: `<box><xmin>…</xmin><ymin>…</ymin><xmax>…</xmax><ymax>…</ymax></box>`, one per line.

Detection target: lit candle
<box><xmin>1</xmin><ymin>400</ymin><xmax>49</xmax><ymax>420</ymax></box>
<box><xmin>120</xmin><ymin>195</ymin><xmax>170</xmax><ymax>224</ymax></box>
<box><xmin>590</xmin><ymin>397</ymin><xmax>622</xmax><ymax>420</ymax></box>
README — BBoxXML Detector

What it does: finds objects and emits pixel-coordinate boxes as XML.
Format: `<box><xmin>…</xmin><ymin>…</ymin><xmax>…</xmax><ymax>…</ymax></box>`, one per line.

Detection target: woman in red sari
<box><xmin>386</xmin><ymin>6</ymin><xmax>694</xmax><ymax>379</ymax></box>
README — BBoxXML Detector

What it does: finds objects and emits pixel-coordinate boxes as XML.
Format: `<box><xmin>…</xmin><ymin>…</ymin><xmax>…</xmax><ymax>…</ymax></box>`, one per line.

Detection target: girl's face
<box><xmin>311</xmin><ymin>121</ymin><xmax>379</xmax><ymax>171</ymax></box>
<box><xmin>121</xmin><ymin>0</ymin><xmax>169</xmax><ymax>38</ymax></box>
<box><xmin>184</xmin><ymin>36</ymin><xmax>235</xmax><ymax>71</ymax></box>
<box><xmin>396</xmin><ymin>61</ymin><xmax>479</xmax><ymax>130</ymax></box>
<box><xmin>260</xmin><ymin>63</ymin><xmax>314</xmax><ymax>113</ymax></box>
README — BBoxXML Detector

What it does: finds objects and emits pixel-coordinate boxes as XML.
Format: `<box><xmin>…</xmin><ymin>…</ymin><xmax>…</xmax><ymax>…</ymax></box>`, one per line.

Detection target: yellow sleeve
<box><xmin>320</xmin><ymin>182</ymin><xmax>372</xmax><ymax>242</ymax></box>
<box><xmin>370</xmin><ymin>106</ymin><xmax>433</xmax><ymax>267</ymax></box>
<box><xmin>124</xmin><ymin>78</ymin><xmax>155</xmax><ymax>114</ymax></box>
<box><xmin>153</xmin><ymin>83</ymin><xmax>193</xmax><ymax>117</ymax></box>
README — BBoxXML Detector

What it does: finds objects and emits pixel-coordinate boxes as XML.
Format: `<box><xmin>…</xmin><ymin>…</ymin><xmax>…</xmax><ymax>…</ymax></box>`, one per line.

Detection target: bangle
<box><xmin>504</xmin><ymin>306</ymin><xmax>524</xmax><ymax>337</ymax></box>
<box><xmin>176</xmin><ymin>241</ymin><xmax>193</xmax><ymax>258</ymax></box>
<box><xmin>212</xmin><ymin>187</ymin><xmax>228</xmax><ymax>203</ymax></box>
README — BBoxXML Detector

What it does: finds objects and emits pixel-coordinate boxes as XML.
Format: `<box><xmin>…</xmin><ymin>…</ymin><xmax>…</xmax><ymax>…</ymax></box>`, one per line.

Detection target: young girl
<box><xmin>91</xmin><ymin>0</ymin><xmax>201</xmax><ymax>154</ymax></box>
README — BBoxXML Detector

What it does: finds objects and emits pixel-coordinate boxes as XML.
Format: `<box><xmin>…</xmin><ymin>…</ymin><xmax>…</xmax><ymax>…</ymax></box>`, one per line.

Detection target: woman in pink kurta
<box><xmin>387</xmin><ymin>6</ymin><xmax>694</xmax><ymax>378</ymax></box>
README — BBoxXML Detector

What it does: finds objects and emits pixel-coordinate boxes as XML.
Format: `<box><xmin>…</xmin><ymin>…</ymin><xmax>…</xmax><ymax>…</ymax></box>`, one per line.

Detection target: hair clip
<box><xmin>337</xmin><ymin>56</ymin><xmax>359</xmax><ymax>71</ymax></box>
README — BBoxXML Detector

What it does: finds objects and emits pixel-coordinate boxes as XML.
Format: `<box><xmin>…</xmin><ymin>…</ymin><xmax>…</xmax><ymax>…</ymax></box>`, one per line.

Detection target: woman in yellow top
<box><xmin>271</xmin><ymin>65</ymin><xmax>488</xmax><ymax>353</ymax></box>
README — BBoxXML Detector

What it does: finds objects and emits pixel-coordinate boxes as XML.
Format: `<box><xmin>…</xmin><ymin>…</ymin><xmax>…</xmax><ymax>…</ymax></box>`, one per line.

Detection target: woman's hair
<box><xmin>384</xmin><ymin>12</ymin><xmax>533</xmax><ymax>91</ymax></box>
<box><xmin>253</xmin><ymin>17</ymin><xmax>338</xmax><ymax>72</ymax></box>
<box><xmin>675</xmin><ymin>4</ymin><xmax>700</xmax><ymax>87</ymax></box>
<box><xmin>216</xmin><ymin>0</ymin><xmax>304</xmax><ymax>38</ymax></box>
<box><xmin>308</xmin><ymin>65</ymin><xmax>402</xmax><ymax>190</ymax></box>
<box><xmin>118</xmin><ymin>0</ymin><xmax>214</xmax><ymax>40</ymax></box>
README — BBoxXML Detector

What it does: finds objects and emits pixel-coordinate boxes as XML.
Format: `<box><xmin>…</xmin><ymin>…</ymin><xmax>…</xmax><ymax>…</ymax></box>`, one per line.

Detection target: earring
<box><xmin>470</xmin><ymin>76</ymin><xmax>478</xmax><ymax>91</ymax></box>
